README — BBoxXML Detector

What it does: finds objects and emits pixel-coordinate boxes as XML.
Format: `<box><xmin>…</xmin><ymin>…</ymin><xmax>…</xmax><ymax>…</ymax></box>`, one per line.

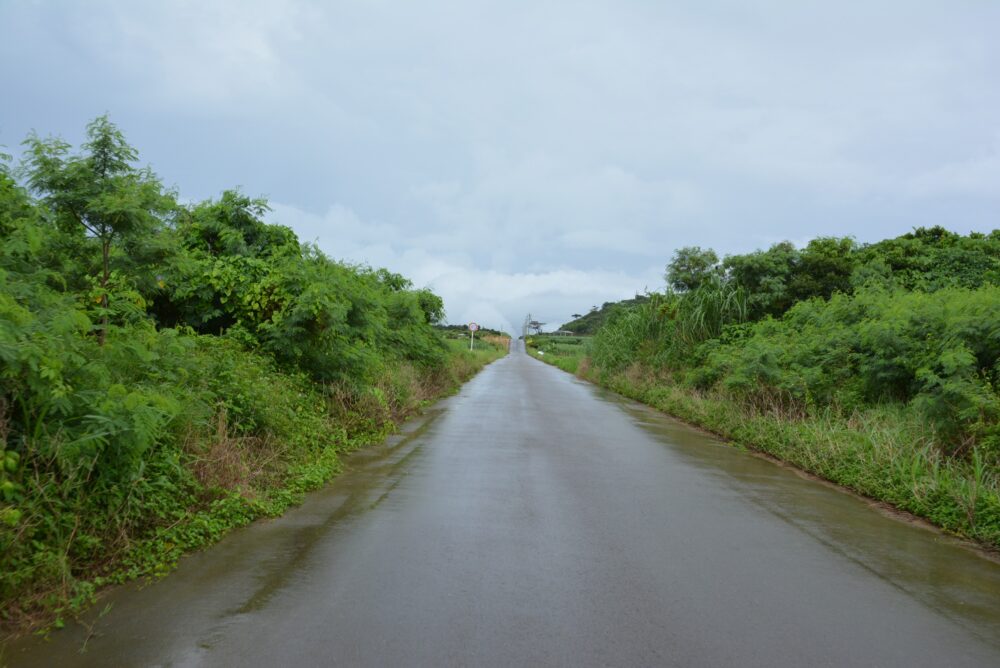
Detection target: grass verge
<box><xmin>525</xmin><ymin>335</ymin><xmax>588</xmax><ymax>375</ymax></box>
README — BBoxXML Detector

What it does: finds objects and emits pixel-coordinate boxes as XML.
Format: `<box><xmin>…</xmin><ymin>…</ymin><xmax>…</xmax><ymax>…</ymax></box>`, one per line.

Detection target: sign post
<box><xmin>468</xmin><ymin>322</ymin><xmax>480</xmax><ymax>350</ymax></box>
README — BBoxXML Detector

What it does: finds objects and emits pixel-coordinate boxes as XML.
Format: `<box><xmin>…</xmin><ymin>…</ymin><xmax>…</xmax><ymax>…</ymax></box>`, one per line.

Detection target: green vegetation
<box><xmin>559</xmin><ymin>296</ymin><xmax>649</xmax><ymax>335</ymax></box>
<box><xmin>525</xmin><ymin>335</ymin><xmax>588</xmax><ymax>375</ymax></box>
<box><xmin>436</xmin><ymin>324</ymin><xmax>508</xmax><ymax>338</ymax></box>
<box><xmin>0</xmin><ymin>117</ymin><xmax>507</xmax><ymax>632</ymax></box>
<box><xmin>443</xmin><ymin>336</ymin><xmax>510</xmax><ymax>367</ymax></box>
<box><xmin>562</xmin><ymin>228</ymin><xmax>1000</xmax><ymax>547</ymax></box>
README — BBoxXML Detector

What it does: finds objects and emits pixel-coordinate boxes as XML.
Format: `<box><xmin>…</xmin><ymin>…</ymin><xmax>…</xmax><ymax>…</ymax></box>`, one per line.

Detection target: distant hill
<box><xmin>560</xmin><ymin>295</ymin><xmax>650</xmax><ymax>334</ymax></box>
<box><xmin>435</xmin><ymin>324</ymin><xmax>508</xmax><ymax>338</ymax></box>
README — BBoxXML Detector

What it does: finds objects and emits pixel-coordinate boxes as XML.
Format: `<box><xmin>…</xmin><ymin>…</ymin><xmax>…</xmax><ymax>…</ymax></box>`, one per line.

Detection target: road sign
<box><xmin>468</xmin><ymin>322</ymin><xmax>479</xmax><ymax>350</ymax></box>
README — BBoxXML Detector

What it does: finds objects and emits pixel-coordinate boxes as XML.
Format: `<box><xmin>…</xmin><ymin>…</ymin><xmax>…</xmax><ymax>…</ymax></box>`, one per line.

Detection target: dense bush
<box><xmin>580</xmin><ymin>227</ymin><xmax>1000</xmax><ymax>546</ymax></box>
<box><xmin>0</xmin><ymin>117</ymin><xmax>486</xmax><ymax>628</ymax></box>
<box><xmin>591</xmin><ymin>230</ymin><xmax>1000</xmax><ymax>451</ymax></box>
<box><xmin>695</xmin><ymin>287</ymin><xmax>1000</xmax><ymax>451</ymax></box>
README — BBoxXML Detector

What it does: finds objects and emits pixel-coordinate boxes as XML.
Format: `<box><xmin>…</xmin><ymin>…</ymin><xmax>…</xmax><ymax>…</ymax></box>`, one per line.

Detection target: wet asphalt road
<box><xmin>6</xmin><ymin>342</ymin><xmax>1000</xmax><ymax>667</ymax></box>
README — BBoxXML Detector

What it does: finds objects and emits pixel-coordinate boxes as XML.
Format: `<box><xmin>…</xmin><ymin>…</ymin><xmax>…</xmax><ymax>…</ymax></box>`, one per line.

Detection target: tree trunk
<box><xmin>98</xmin><ymin>238</ymin><xmax>110</xmax><ymax>346</ymax></box>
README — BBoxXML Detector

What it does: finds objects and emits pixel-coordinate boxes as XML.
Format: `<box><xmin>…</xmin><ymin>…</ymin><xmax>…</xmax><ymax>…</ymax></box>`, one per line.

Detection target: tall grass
<box><xmin>589</xmin><ymin>282</ymin><xmax>750</xmax><ymax>375</ymax></box>
<box><xmin>526</xmin><ymin>335</ymin><xmax>588</xmax><ymax>374</ymax></box>
<box><xmin>673</xmin><ymin>277</ymin><xmax>749</xmax><ymax>347</ymax></box>
<box><xmin>588</xmin><ymin>297</ymin><xmax>670</xmax><ymax>372</ymax></box>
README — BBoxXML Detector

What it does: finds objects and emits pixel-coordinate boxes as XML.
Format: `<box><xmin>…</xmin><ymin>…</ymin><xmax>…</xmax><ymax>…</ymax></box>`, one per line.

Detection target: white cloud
<box><xmin>62</xmin><ymin>0</ymin><xmax>316</xmax><ymax>113</ymax></box>
<box><xmin>3</xmin><ymin>0</ymin><xmax>999</xmax><ymax>326</ymax></box>
<box><xmin>269</xmin><ymin>201</ymin><xmax>660</xmax><ymax>333</ymax></box>
<box><xmin>905</xmin><ymin>136</ymin><xmax>1000</xmax><ymax>199</ymax></box>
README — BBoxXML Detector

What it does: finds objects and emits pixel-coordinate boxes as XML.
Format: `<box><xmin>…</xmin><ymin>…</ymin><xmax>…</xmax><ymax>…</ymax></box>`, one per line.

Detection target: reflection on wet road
<box><xmin>7</xmin><ymin>342</ymin><xmax>1000</xmax><ymax>666</ymax></box>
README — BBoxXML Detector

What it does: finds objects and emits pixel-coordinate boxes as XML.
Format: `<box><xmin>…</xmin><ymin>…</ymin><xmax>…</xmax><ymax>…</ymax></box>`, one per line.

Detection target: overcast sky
<box><xmin>2</xmin><ymin>1</ymin><xmax>998</xmax><ymax>333</ymax></box>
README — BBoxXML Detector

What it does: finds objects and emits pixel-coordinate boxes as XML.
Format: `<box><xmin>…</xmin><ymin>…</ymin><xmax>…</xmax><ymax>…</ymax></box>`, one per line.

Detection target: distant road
<box><xmin>8</xmin><ymin>341</ymin><xmax>1000</xmax><ymax>666</ymax></box>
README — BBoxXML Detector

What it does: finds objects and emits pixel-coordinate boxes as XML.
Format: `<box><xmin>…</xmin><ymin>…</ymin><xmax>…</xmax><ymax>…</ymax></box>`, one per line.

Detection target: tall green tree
<box><xmin>855</xmin><ymin>226</ymin><xmax>1000</xmax><ymax>290</ymax></box>
<box><xmin>788</xmin><ymin>236</ymin><xmax>857</xmax><ymax>302</ymax></box>
<box><xmin>1</xmin><ymin>152</ymin><xmax>35</xmax><ymax>238</ymax></box>
<box><xmin>21</xmin><ymin>116</ymin><xmax>170</xmax><ymax>343</ymax></box>
<box><xmin>666</xmin><ymin>246</ymin><xmax>720</xmax><ymax>292</ymax></box>
<box><xmin>722</xmin><ymin>241</ymin><xmax>798</xmax><ymax>318</ymax></box>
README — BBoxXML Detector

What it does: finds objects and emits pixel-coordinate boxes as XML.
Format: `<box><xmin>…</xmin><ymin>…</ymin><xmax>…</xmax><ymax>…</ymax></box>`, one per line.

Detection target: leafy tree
<box><xmin>667</xmin><ymin>246</ymin><xmax>720</xmax><ymax>292</ymax></box>
<box><xmin>788</xmin><ymin>236</ymin><xmax>857</xmax><ymax>302</ymax></box>
<box><xmin>21</xmin><ymin>116</ymin><xmax>170</xmax><ymax>343</ymax></box>
<box><xmin>723</xmin><ymin>241</ymin><xmax>799</xmax><ymax>318</ymax></box>
<box><xmin>374</xmin><ymin>268</ymin><xmax>413</xmax><ymax>292</ymax></box>
<box><xmin>414</xmin><ymin>289</ymin><xmax>445</xmax><ymax>325</ymax></box>
<box><xmin>1</xmin><ymin>153</ymin><xmax>36</xmax><ymax>238</ymax></box>
<box><xmin>179</xmin><ymin>190</ymin><xmax>297</xmax><ymax>259</ymax></box>
<box><xmin>721</xmin><ymin>237</ymin><xmax>857</xmax><ymax>318</ymax></box>
<box><xmin>856</xmin><ymin>226</ymin><xmax>1000</xmax><ymax>290</ymax></box>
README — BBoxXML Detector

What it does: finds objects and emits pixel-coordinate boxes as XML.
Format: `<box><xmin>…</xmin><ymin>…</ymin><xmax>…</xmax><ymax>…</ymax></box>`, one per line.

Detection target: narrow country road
<box><xmin>7</xmin><ymin>343</ymin><xmax>1000</xmax><ymax>667</ymax></box>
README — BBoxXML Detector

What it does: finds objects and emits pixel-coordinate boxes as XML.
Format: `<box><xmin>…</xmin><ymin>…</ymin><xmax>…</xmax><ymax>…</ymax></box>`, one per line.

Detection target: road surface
<box><xmin>6</xmin><ymin>341</ymin><xmax>1000</xmax><ymax>667</ymax></box>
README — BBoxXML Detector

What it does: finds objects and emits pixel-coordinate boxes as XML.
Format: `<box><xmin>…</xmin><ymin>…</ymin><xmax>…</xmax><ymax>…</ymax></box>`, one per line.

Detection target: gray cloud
<box><xmin>2</xmin><ymin>0</ymin><xmax>998</xmax><ymax>332</ymax></box>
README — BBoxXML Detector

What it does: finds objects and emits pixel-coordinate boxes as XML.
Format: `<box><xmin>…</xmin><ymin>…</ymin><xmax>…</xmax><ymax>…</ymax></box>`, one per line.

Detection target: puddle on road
<box><xmin>584</xmin><ymin>379</ymin><xmax>1000</xmax><ymax>645</ymax></box>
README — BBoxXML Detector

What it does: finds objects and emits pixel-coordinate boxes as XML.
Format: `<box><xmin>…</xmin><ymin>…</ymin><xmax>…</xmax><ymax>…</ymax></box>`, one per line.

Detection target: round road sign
<box><xmin>468</xmin><ymin>322</ymin><xmax>480</xmax><ymax>331</ymax></box>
